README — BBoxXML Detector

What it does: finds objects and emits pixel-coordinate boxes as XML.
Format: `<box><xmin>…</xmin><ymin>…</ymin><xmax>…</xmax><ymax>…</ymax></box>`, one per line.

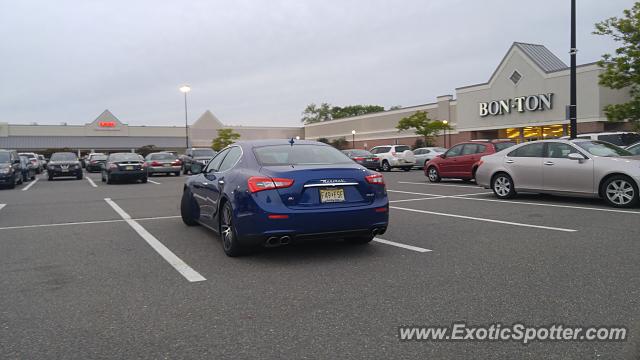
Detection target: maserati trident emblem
<box><xmin>319</xmin><ymin>179</ymin><xmax>347</xmax><ymax>184</ymax></box>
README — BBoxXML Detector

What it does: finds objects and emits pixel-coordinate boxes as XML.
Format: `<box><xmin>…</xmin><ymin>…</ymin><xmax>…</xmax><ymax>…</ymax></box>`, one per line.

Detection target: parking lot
<box><xmin>1</xmin><ymin>168</ymin><xmax>639</xmax><ymax>359</ymax></box>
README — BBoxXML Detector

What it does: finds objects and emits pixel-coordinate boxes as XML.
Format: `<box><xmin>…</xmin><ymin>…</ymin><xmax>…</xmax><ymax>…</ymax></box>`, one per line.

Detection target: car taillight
<box><xmin>365</xmin><ymin>173</ymin><xmax>385</xmax><ymax>185</ymax></box>
<box><xmin>90</xmin><ymin>160</ymin><xmax>96</xmax><ymax>164</ymax></box>
<box><xmin>353</xmin><ymin>157</ymin><xmax>365</xmax><ymax>161</ymax></box>
<box><xmin>108</xmin><ymin>163</ymin><xmax>117</xmax><ymax>169</ymax></box>
<box><xmin>247</xmin><ymin>176</ymin><xmax>294</xmax><ymax>193</ymax></box>
<box><xmin>142</xmin><ymin>162</ymin><xmax>148</xmax><ymax>168</ymax></box>
<box><xmin>391</xmin><ymin>152</ymin><xmax>397</xmax><ymax>156</ymax></box>
<box><xmin>30</xmin><ymin>159</ymin><xmax>37</xmax><ymax>164</ymax></box>
<box><xmin>172</xmin><ymin>160</ymin><xmax>182</xmax><ymax>166</ymax></box>
<box><xmin>151</xmin><ymin>161</ymin><xmax>162</xmax><ymax>166</ymax></box>
<box><xmin>372</xmin><ymin>157</ymin><xmax>379</xmax><ymax>161</ymax></box>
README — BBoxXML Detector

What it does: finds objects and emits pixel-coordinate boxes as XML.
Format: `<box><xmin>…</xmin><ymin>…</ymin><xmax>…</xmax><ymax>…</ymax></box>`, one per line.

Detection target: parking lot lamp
<box><xmin>179</xmin><ymin>85</ymin><xmax>191</xmax><ymax>149</ymax></box>
<box><xmin>442</xmin><ymin>120</ymin><xmax>449</xmax><ymax>148</ymax></box>
<box><xmin>351</xmin><ymin>130</ymin><xmax>356</xmax><ymax>148</ymax></box>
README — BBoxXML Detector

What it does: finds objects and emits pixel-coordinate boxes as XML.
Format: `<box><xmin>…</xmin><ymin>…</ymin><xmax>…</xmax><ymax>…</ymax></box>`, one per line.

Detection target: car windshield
<box><xmin>149</xmin><ymin>153</ymin><xmax>176</xmax><ymax>160</ymax></box>
<box><xmin>50</xmin><ymin>153</ymin><xmax>77</xmax><ymax>161</ymax></box>
<box><xmin>193</xmin><ymin>149</ymin><xmax>216</xmax><ymax>157</ymax></box>
<box><xmin>575</xmin><ymin>141</ymin><xmax>632</xmax><ymax>157</ymax></box>
<box><xmin>111</xmin><ymin>153</ymin><xmax>142</xmax><ymax>161</ymax></box>
<box><xmin>346</xmin><ymin>149</ymin><xmax>373</xmax><ymax>156</ymax></box>
<box><xmin>0</xmin><ymin>152</ymin><xmax>10</xmax><ymax>162</ymax></box>
<box><xmin>254</xmin><ymin>144</ymin><xmax>352</xmax><ymax>165</ymax></box>
<box><xmin>432</xmin><ymin>147</ymin><xmax>447</xmax><ymax>152</ymax></box>
<box><xmin>598</xmin><ymin>133</ymin><xmax>640</xmax><ymax>147</ymax></box>
<box><xmin>92</xmin><ymin>155</ymin><xmax>108</xmax><ymax>160</ymax></box>
<box><xmin>494</xmin><ymin>142</ymin><xmax>516</xmax><ymax>152</ymax></box>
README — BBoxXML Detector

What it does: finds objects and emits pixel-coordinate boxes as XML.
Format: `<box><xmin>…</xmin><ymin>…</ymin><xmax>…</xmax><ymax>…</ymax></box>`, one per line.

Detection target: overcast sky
<box><xmin>0</xmin><ymin>0</ymin><xmax>631</xmax><ymax>127</ymax></box>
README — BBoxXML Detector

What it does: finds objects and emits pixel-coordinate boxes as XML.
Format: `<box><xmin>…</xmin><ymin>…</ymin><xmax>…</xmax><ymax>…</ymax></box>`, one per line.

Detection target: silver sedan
<box><xmin>476</xmin><ymin>139</ymin><xmax>640</xmax><ymax>208</ymax></box>
<box><xmin>413</xmin><ymin>147</ymin><xmax>447</xmax><ymax>168</ymax></box>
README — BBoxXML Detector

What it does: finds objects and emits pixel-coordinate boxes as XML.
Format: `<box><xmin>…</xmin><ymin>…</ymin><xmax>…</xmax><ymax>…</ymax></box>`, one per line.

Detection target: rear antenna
<box><xmin>289</xmin><ymin>137</ymin><xmax>295</xmax><ymax>146</ymax></box>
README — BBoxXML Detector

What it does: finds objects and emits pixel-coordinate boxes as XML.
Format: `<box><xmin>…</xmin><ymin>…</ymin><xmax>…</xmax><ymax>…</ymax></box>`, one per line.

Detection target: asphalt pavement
<box><xmin>0</xmin><ymin>169</ymin><xmax>638</xmax><ymax>359</ymax></box>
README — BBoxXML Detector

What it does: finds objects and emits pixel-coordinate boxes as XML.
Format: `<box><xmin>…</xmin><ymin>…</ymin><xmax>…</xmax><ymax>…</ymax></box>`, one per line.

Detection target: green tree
<box><xmin>316</xmin><ymin>137</ymin><xmax>330</xmax><ymax>144</ymax></box>
<box><xmin>331</xmin><ymin>105</ymin><xmax>385</xmax><ymax>119</ymax></box>
<box><xmin>413</xmin><ymin>138</ymin><xmax>426</xmax><ymax>149</ymax></box>
<box><xmin>593</xmin><ymin>2</ymin><xmax>640</xmax><ymax>127</ymax></box>
<box><xmin>301</xmin><ymin>103</ymin><xmax>332</xmax><ymax>124</ymax></box>
<box><xmin>388</xmin><ymin>105</ymin><xmax>402</xmax><ymax>110</ymax></box>
<box><xmin>396</xmin><ymin>111</ymin><xmax>451</xmax><ymax>146</ymax></box>
<box><xmin>330</xmin><ymin>137</ymin><xmax>349</xmax><ymax>150</ymax></box>
<box><xmin>212</xmin><ymin>128</ymin><xmax>241</xmax><ymax>151</ymax></box>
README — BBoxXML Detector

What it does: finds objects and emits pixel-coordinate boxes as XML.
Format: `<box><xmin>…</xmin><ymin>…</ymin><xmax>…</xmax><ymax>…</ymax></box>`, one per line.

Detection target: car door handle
<box><xmin>505</xmin><ymin>159</ymin><xmax>514</xmax><ymax>164</ymax></box>
<box><xmin>544</xmin><ymin>161</ymin><xmax>555</xmax><ymax>166</ymax></box>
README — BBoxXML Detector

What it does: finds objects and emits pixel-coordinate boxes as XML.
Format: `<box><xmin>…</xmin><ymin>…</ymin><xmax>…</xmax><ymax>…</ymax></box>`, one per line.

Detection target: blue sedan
<box><xmin>180</xmin><ymin>140</ymin><xmax>389</xmax><ymax>256</ymax></box>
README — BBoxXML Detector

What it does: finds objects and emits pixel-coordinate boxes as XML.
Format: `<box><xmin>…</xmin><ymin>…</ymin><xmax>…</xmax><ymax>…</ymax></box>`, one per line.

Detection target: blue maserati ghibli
<box><xmin>180</xmin><ymin>139</ymin><xmax>389</xmax><ymax>256</ymax></box>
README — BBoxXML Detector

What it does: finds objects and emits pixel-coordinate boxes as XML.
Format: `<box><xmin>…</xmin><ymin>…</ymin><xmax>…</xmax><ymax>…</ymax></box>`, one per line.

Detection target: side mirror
<box><xmin>439</xmin><ymin>154</ymin><xmax>446</xmax><ymax>159</ymax></box>
<box><xmin>13</xmin><ymin>159</ymin><xmax>20</xmax><ymax>164</ymax></box>
<box><xmin>567</xmin><ymin>153</ymin><xmax>586</xmax><ymax>161</ymax></box>
<box><xmin>190</xmin><ymin>163</ymin><xmax>203</xmax><ymax>175</ymax></box>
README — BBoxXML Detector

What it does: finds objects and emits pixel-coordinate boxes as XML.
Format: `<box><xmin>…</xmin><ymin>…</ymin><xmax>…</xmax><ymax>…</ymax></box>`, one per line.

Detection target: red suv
<box><xmin>424</xmin><ymin>140</ymin><xmax>515</xmax><ymax>182</ymax></box>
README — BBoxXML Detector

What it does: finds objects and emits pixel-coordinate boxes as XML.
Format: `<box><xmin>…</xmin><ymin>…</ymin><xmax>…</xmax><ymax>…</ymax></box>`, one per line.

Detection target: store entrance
<box><xmin>500</xmin><ymin>124</ymin><xmax>567</xmax><ymax>143</ymax></box>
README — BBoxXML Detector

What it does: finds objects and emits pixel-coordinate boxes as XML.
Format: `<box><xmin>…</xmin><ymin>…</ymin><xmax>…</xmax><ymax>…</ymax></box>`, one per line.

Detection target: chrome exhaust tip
<box><xmin>371</xmin><ymin>228</ymin><xmax>379</xmax><ymax>237</ymax></box>
<box><xmin>265</xmin><ymin>236</ymin><xmax>281</xmax><ymax>247</ymax></box>
<box><xmin>280</xmin><ymin>235</ymin><xmax>291</xmax><ymax>245</ymax></box>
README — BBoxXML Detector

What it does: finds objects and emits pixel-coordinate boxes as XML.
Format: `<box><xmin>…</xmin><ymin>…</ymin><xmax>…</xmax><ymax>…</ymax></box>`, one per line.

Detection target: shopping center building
<box><xmin>0</xmin><ymin>42</ymin><xmax>633</xmax><ymax>153</ymax></box>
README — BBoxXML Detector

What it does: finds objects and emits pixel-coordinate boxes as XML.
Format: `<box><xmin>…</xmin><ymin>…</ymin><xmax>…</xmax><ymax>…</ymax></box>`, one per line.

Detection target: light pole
<box><xmin>569</xmin><ymin>0</ymin><xmax>577</xmax><ymax>139</ymax></box>
<box><xmin>179</xmin><ymin>84</ymin><xmax>191</xmax><ymax>149</ymax></box>
<box><xmin>442</xmin><ymin>120</ymin><xmax>448</xmax><ymax>148</ymax></box>
<box><xmin>351</xmin><ymin>130</ymin><xmax>356</xmax><ymax>148</ymax></box>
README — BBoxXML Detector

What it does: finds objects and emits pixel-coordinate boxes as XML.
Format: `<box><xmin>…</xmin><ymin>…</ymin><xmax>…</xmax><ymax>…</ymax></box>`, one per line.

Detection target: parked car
<box><xmin>341</xmin><ymin>149</ymin><xmax>380</xmax><ymax>170</ymax></box>
<box><xmin>101</xmin><ymin>153</ymin><xmax>147</xmax><ymax>184</ymax></box>
<box><xmin>181</xmin><ymin>140</ymin><xmax>389</xmax><ymax>256</ymax></box>
<box><xmin>19</xmin><ymin>155</ymin><xmax>36</xmax><ymax>182</ymax></box>
<box><xmin>425</xmin><ymin>140</ymin><xmax>515</xmax><ymax>182</ymax></box>
<box><xmin>626</xmin><ymin>141</ymin><xmax>640</xmax><ymax>155</ymax></box>
<box><xmin>47</xmin><ymin>152</ymin><xmax>83</xmax><ymax>180</ymax></box>
<box><xmin>19</xmin><ymin>152</ymin><xmax>42</xmax><ymax>174</ymax></box>
<box><xmin>476</xmin><ymin>139</ymin><xmax>640</xmax><ymax>208</ymax></box>
<box><xmin>144</xmin><ymin>152</ymin><xmax>182</xmax><ymax>176</ymax></box>
<box><xmin>369</xmin><ymin>145</ymin><xmax>415</xmax><ymax>171</ymax></box>
<box><xmin>85</xmin><ymin>153</ymin><xmax>108</xmax><ymax>172</ymax></box>
<box><xmin>0</xmin><ymin>149</ymin><xmax>22</xmax><ymax>188</ymax></box>
<box><xmin>561</xmin><ymin>131</ymin><xmax>640</xmax><ymax>147</ymax></box>
<box><xmin>38</xmin><ymin>154</ymin><xmax>47</xmax><ymax>170</ymax></box>
<box><xmin>180</xmin><ymin>148</ymin><xmax>217</xmax><ymax>174</ymax></box>
<box><xmin>413</xmin><ymin>147</ymin><xmax>447</xmax><ymax>168</ymax></box>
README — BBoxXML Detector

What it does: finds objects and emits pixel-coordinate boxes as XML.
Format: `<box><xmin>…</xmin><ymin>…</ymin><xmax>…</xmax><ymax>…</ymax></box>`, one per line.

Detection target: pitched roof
<box><xmin>514</xmin><ymin>42</ymin><xmax>567</xmax><ymax>72</ymax></box>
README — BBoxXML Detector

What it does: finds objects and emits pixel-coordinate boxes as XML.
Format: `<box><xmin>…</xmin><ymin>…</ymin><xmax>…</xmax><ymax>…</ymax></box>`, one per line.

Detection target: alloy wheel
<box><xmin>606</xmin><ymin>179</ymin><xmax>635</xmax><ymax>206</ymax></box>
<box><xmin>493</xmin><ymin>176</ymin><xmax>511</xmax><ymax>197</ymax></box>
<box><xmin>428</xmin><ymin>168</ymin><xmax>438</xmax><ymax>182</ymax></box>
<box><xmin>221</xmin><ymin>204</ymin><xmax>234</xmax><ymax>252</ymax></box>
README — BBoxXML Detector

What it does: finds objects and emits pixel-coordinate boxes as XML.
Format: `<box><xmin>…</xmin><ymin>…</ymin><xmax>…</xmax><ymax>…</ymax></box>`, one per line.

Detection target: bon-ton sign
<box><xmin>479</xmin><ymin>93</ymin><xmax>553</xmax><ymax>117</ymax></box>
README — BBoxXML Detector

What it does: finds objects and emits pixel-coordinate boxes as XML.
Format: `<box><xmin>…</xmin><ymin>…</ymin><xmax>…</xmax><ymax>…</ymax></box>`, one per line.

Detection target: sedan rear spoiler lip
<box><xmin>303</xmin><ymin>182</ymin><xmax>359</xmax><ymax>188</ymax></box>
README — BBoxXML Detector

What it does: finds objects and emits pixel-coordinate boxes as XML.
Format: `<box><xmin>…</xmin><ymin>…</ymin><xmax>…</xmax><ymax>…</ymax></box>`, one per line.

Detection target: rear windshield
<box><xmin>432</xmin><ymin>147</ymin><xmax>447</xmax><ymax>152</ymax></box>
<box><xmin>395</xmin><ymin>145</ymin><xmax>410</xmax><ymax>152</ymax></box>
<box><xmin>111</xmin><ymin>153</ymin><xmax>143</xmax><ymax>161</ymax></box>
<box><xmin>193</xmin><ymin>149</ymin><xmax>216</xmax><ymax>157</ymax></box>
<box><xmin>149</xmin><ymin>153</ymin><xmax>177</xmax><ymax>160</ymax></box>
<box><xmin>50</xmin><ymin>153</ymin><xmax>77</xmax><ymax>161</ymax></box>
<box><xmin>90</xmin><ymin>155</ymin><xmax>108</xmax><ymax>160</ymax></box>
<box><xmin>345</xmin><ymin>149</ymin><xmax>373</xmax><ymax>156</ymax></box>
<box><xmin>254</xmin><ymin>144</ymin><xmax>352</xmax><ymax>166</ymax></box>
<box><xmin>0</xmin><ymin>152</ymin><xmax>10</xmax><ymax>162</ymax></box>
<box><xmin>597</xmin><ymin>133</ymin><xmax>640</xmax><ymax>147</ymax></box>
<box><xmin>19</xmin><ymin>153</ymin><xmax>36</xmax><ymax>159</ymax></box>
<box><xmin>575</xmin><ymin>141</ymin><xmax>632</xmax><ymax>157</ymax></box>
<box><xmin>494</xmin><ymin>142</ymin><xmax>516</xmax><ymax>152</ymax></box>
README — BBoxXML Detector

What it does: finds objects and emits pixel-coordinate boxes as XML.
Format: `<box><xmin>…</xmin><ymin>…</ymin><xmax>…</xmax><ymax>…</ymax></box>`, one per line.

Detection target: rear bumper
<box><xmin>234</xmin><ymin>202</ymin><xmax>389</xmax><ymax>246</ymax></box>
<box><xmin>390</xmin><ymin>158</ymin><xmax>415</xmax><ymax>167</ymax></box>
<box><xmin>148</xmin><ymin>166</ymin><xmax>181</xmax><ymax>174</ymax></box>
<box><xmin>109</xmin><ymin>170</ymin><xmax>147</xmax><ymax>178</ymax></box>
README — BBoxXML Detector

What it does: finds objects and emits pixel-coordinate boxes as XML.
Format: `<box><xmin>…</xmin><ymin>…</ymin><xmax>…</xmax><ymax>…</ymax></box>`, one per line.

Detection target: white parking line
<box><xmin>104</xmin><ymin>198</ymin><xmax>205</xmax><ymax>282</ymax></box>
<box><xmin>0</xmin><ymin>204</ymin><xmax>5</xmax><ymax>211</ymax></box>
<box><xmin>389</xmin><ymin>197</ymin><xmax>447</xmax><ymax>203</ymax></box>
<box><xmin>387</xmin><ymin>189</ymin><xmax>444</xmax><ymax>197</ymax></box>
<box><xmin>86</xmin><ymin>177</ymin><xmax>97</xmax><ymax>188</ymax></box>
<box><xmin>388</xmin><ymin>189</ymin><xmax>492</xmax><ymax>198</ymax></box>
<box><xmin>450</xmin><ymin>195</ymin><xmax>640</xmax><ymax>215</ymax></box>
<box><xmin>0</xmin><ymin>215</ymin><xmax>183</xmax><ymax>231</ymax></box>
<box><xmin>148</xmin><ymin>179</ymin><xmax>161</xmax><ymax>184</ymax></box>
<box><xmin>390</xmin><ymin>206</ymin><xmax>577</xmax><ymax>232</ymax></box>
<box><xmin>373</xmin><ymin>237</ymin><xmax>431</xmax><ymax>252</ymax></box>
<box><xmin>21</xmin><ymin>178</ymin><xmax>39</xmax><ymax>191</ymax></box>
<box><xmin>398</xmin><ymin>181</ymin><xmax>482</xmax><ymax>189</ymax></box>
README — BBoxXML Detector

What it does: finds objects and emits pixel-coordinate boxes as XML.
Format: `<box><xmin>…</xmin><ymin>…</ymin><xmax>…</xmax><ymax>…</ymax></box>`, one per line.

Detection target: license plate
<box><xmin>319</xmin><ymin>188</ymin><xmax>345</xmax><ymax>203</ymax></box>
<box><xmin>126</xmin><ymin>166</ymin><xmax>134</xmax><ymax>170</ymax></box>
<box><xmin>163</xmin><ymin>163</ymin><xmax>171</xmax><ymax>167</ymax></box>
<box><xmin>62</xmin><ymin>169</ymin><xmax>69</xmax><ymax>172</ymax></box>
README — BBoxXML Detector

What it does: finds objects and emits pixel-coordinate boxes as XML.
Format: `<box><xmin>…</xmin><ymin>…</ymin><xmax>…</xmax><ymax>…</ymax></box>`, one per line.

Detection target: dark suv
<box><xmin>424</xmin><ymin>140</ymin><xmax>515</xmax><ymax>182</ymax></box>
<box><xmin>47</xmin><ymin>152</ymin><xmax>83</xmax><ymax>180</ymax></box>
<box><xmin>0</xmin><ymin>150</ymin><xmax>22</xmax><ymax>188</ymax></box>
<box><xmin>180</xmin><ymin>148</ymin><xmax>217</xmax><ymax>174</ymax></box>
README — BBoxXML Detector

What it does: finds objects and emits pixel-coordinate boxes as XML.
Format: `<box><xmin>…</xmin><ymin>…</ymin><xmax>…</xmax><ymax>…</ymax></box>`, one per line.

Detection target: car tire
<box><xmin>30</xmin><ymin>174</ymin><xmax>35</xmax><ymax>180</ymax></box>
<box><xmin>8</xmin><ymin>176</ymin><xmax>16</xmax><ymax>189</ymax></box>
<box><xmin>180</xmin><ymin>188</ymin><xmax>199</xmax><ymax>226</ymax></box>
<box><xmin>183</xmin><ymin>166</ymin><xmax>189</xmax><ymax>175</ymax></box>
<box><xmin>76</xmin><ymin>172</ymin><xmax>83</xmax><ymax>180</ymax></box>
<box><xmin>106</xmin><ymin>175</ymin><xmax>113</xmax><ymax>184</ymax></box>
<box><xmin>402</xmin><ymin>167</ymin><xmax>411</xmax><ymax>172</ymax></box>
<box><xmin>141</xmin><ymin>176</ymin><xmax>148</xmax><ymax>183</ymax></box>
<box><xmin>345</xmin><ymin>235</ymin><xmax>374</xmax><ymax>244</ymax></box>
<box><xmin>220</xmin><ymin>201</ymin><xmax>246</xmax><ymax>257</ymax></box>
<box><xmin>174</xmin><ymin>172</ymin><xmax>180</xmax><ymax>177</ymax></box>
<box><xmin>491</xmin><ymin>173</ymin><xmax>516</xmax><ymax>199</ymax></box>
<box><xmin>48</xmin><ymin>174</ymin><xmax>53</xmax><ymax>181</ymax></box>
<box><xmin>381</xmin><ymin>160</ymin><xmax>391</xmax><ymax>172</ymax></box>
<box><xmin>602</xmin><ymin>175</ymin><xmax>639</xmax><ymax>208</ymax></box>
<box><xmin>427</xmin><ymin>166</ymin><xmax>441</xmax><ymax>183</ymax></box>
<box><xmin>101</xmin><ymin>172</ymin><xmax>106</xmax><ymax>182</ymax></box>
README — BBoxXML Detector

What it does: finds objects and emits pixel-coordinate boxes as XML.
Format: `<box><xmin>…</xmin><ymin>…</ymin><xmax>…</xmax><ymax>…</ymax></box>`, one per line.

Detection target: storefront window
<box><xmin>501</xmin><ymin>125</ymin><xmax>565</xmax><ymax>143</ymax></box>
